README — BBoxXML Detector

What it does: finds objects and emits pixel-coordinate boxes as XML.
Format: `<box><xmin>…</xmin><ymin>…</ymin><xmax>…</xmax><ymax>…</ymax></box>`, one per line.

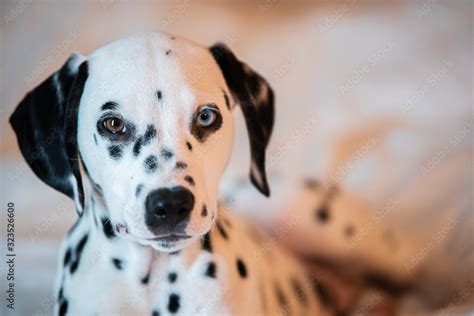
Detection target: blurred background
<box><xmin>0</xmin><ymin>0</ymin><xmax>472</xmax><ymax>315</ymax></box>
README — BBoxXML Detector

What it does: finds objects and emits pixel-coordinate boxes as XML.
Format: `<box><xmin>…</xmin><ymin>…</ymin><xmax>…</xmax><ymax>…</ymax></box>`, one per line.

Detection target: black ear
<box><xmin>9</xmin><ymin>54</ymin><xmax>89</xmax><ymax>215</ymax></box>
<box><xmin>210</xmin><ymin>43</ymin><xmax>275</xmax><ymax>197</ymax></box>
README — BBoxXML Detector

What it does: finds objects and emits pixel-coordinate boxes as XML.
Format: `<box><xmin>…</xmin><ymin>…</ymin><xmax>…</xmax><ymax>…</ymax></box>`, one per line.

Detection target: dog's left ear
<box><xmin>9</xmin><ymin>54</ymin><xmax>89</xmax><ymax>215</ymax></box>
<box><xmin>210</xmin><ymin>43</ymin><xmax>275</xmax><ymax>197</ymax></box>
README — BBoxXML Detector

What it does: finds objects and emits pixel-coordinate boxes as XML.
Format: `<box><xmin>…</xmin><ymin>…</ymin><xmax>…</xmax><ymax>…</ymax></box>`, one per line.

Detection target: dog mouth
<box><xmin>147</xmin><ymin>234</ymin><xmax>192</xmax><ymax>243</ymax></box>
<box><xmin>116</xmin><ymin>224</ymin><xmax>192</xmax><ymax>243</ymax></box>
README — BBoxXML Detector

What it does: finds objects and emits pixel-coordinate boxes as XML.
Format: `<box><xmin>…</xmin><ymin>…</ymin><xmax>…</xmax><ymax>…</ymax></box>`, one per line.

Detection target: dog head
<box><xmin>10</xmin><ymin>32</ymin><xmax>274</xmax><ymax>252</ymax></box>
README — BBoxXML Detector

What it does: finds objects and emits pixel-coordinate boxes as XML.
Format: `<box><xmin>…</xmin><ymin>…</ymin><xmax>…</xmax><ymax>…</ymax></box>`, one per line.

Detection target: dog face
<box><xmin>10</xmin><ymin>32</ymin><xmax>274</xmax><ymax>252</ymax></box>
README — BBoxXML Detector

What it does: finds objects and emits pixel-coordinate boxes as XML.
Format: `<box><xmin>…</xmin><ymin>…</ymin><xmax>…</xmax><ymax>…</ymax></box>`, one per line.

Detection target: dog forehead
<box><xmin>85</xmin><ymin>32</ymin><xmax>227</xmax><ymax>105</ymax></box>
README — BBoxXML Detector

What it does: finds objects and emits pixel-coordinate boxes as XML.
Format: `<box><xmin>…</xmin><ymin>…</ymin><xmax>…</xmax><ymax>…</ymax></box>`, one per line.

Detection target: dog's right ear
<box><xmin>9</xmin><ymin>54</ymin><xmax>89</xmax><ymax>215</ymax></box>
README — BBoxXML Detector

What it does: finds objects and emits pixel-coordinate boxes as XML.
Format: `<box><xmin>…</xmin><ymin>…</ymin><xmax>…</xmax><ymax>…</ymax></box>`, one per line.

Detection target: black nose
<box><xmin>145</xmin><ymin>186</ymin><xmax>194</xmax><ymax>235</ymax></box>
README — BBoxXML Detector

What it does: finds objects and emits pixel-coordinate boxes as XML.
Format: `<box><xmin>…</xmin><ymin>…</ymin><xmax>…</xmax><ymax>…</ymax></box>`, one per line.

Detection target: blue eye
<box><xmin>197</xmin><ymin>108</ymin><xmax>217</xmax><ymax>127</ymax></box>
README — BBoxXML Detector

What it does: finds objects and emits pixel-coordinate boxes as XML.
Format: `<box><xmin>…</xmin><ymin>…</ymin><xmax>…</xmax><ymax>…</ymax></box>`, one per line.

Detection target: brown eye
<box><xmin>103</xmin><ymin>117</ymin><xmax>125</xmax><ymax>134</ymax></box>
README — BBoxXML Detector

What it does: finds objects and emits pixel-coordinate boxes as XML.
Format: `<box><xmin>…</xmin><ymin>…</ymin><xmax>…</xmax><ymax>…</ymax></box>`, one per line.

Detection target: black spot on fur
<box><xmin>186</xmin><ymin>141</ymin><xmax>192</xmax><ymax>151</ymax></box>
<box><xmin>168</xmin><ymin>272</ymin><xmax>177</xmax><ymax>283</ymax></box>
<box><xmin>112</xmin><ymin>258</ymin><xmax>123</xmax><ymax>270</ymax></box>
<box><xmin>136</xmin><ymin>184</ymin><xmax>144</xmax><ymax>197</ymax></box>
<box><xmin>223</xmin><ymin>217</ymin><xmax>232</xmax><ymax>228</ymax></box>
<box><xmin>175</xmin><ymin>161</ymin><xmax>187</xmax><ymax>170</ymax></box>
<box><xmin>161</xmin><ymin>149</ymin><xmax>174</xmax><ymax>160</ymax></box>
<box><xmin>70</xmin><ymin>260</ymin><xmax>79</xmax><ymax>274</ymax></box>
<box><xmin>202</xmin><ymin>232</ymin><xmax>212</xmax><ymax>252</ymax></box>
<box><xmin>167</xmin><ymin>293</ymin><xmax>180</xmax><ymax>313</ymax></box>
<box><xmin>101</xmin><ymin>218</ymin><xmax>116</xmax><ymax>239</ymax></box>
<box><xmin>141</xmin><ymin>273</ymin><xmax>150</xmax><ymax>285</ymax></box>
<box><xmin>274</xmin><ymin>283</ymin><xmax>290</xmax><ymax>313</ymax></box>
<box><xmin>108</xmin><ymin>145</ymin><xmax>123</xmax><ymax>160</ymax></box>
<box><xmin>236</xmin><ymin>258</ymin><xmax>247</xmax><ymax>278</ymax></box>
<box><xmin>311</xmin><ymin>279</ymin><xmax>333</xmax><ymax>308</ymax></box>
<box><xmin>222</xmin><ymin>89</ymin><xmax>231</xmax><ymax>110</ymax></box>
<box><xmin>95</xmin><ymin>183</ymin><xmax>103</xmax><ymax>192</ymax></box>
<box><xmin>291</xmin><ymin>278</ymin><xmax>307</xmax><ymax>305</ymax></box>
<box><xmin>201</xmin><ymin>204</ymin><xmax>208</xmax><ymax>217</ymax></box>
<box><xmin>144</xmin><ymin>155</ymin><xmax>158</xmax><ymax>173</ymax></box>
<box><xmin>216</xmin><ymin>222</ymin><xmax>228</xmax><ymax>240</ymax></box>
<box><xmin>205</xmin><ymin>261</ymin><xmax>217</xmax><ymax>278</ymax></box>
<box><xmin>170</xmin><ymin>250</ymin><xmax>181</xmax><ymax>255</ymax></box>
<box><xmin>157</xmin><ymin>90</ymin><xmax>162</xmax><ymax>100</ymax></box>
<box><xmin>143</xmin><ymin>125</ymin><xmax>157</xmax><ymax>145</ymax></box>
<box><xmin>63</xmin><ymin>248</ymin><xmax>72</xmax><ymax>266</ymax></box>
<box><xmin>152</xmin><ymin>310</ymin><xmax>160</xmax><ymax>316</ymax></box>
<box><xmin>304</xmin><ymin>178</ymin><xmax>319</xmax><ymax>189</ymax></box>
<box><xmin>184</xmin><ymin>175</ymin><xmax>195</xmax><ymax>186</ymax></box>
<box><xmin>133</xmin><ymin>137</ymin><xmax>143</xmax><ymax>156</ymax></box>
<box><xmin>58</xmin><ymin>299</ymin><xmax>68</xmax><ymax>316</ymax></box>
<box><xmin>77</xmin><ymin>234</ymin><xmax>89</xmax><ymax>254</ymax></box>
<box><xmin>58</xmin><ymin>287</ymin><xmax>64</xmax><ymax>301</ymax></box>
<box><xmin>166</xmin><ymin>49</ymin><xmax>172</xmax><ymax>56</ymax></box>
<box><xmin>93</xmin><ymin>133</ymin><xmax>98</xmax><ymax>146</ymax></box>
<box><xmin>315</xmin><ymin>204</ymin><xmax>330</xmax><ymax>223</ymax></box>
<box><xmin>345</xmin><ymin>225</ymin><xmax>355</xmax><ymax>237</ymax></box>
<box><xmin>70</xmin><ymin>234</ymin><xmax>88</xmax><ymax>274</ymax></box>
<box><xmin>101</xmin><ymin>101</ymin><xmax>118</xmax><ymax>111</ymax></box>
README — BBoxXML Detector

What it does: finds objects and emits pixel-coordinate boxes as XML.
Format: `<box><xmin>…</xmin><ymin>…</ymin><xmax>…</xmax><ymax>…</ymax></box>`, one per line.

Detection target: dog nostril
<box><xmin>156</xmin><ymin>208</ymin><xmax>167</xmax><ymax>218</ymax></box>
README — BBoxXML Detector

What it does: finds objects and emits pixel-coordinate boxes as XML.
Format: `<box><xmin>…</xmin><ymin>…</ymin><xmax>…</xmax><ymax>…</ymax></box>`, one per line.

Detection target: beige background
<box><xmin>0</xmin><ymin>0</ymin><xmax>472</xmax><ymax>315</ymax></box>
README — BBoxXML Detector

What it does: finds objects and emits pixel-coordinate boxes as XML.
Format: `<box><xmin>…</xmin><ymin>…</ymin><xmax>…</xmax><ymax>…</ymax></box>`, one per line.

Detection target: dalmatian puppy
<box><xmin>10</xmin><ymin>33</ymin><xmax>335</xmax><ymax>315</ymax></box>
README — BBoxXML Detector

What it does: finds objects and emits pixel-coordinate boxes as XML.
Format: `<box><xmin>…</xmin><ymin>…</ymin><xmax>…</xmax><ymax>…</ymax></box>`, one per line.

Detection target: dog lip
<box><xmin>148</xmin><ymin>234</ymin><xmax>192</xmax><ymax>242</ymax></box>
